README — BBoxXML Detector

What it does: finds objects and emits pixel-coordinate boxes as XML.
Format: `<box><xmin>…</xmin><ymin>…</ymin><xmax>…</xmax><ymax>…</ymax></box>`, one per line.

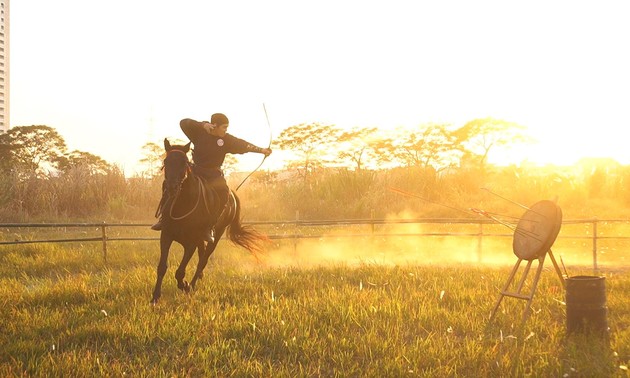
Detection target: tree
<box><xmin>0</xmin><ymin>125</ymin><xmax>68</xmax><ymax>177</ymax></box>
<box><xmin>139</xmin><ymin>142</ymin><xmax>164</xmax><ymax>178</ymax></box>
<box><xmin>275</xmin><ymin>122</ymin><xmax>343</xmax><ymax>181</ymax></box>
<box><xmin>336</xmin><ymin>127</ymin><xmax>380</xmax><ymax>171</ymax></box>
<box><xmin>453</xmin><ymin>117</ymin><xmax>529</xmax><ymax>171</ymax></box>
<box><xmin>222</xmin><ymin>154</ymin><xmax>239</xmax><ymax>176</ymax></box>
<box><xmin>55</xmin><ymin>150</ymin><xmax>113</xmax><ymax>175</ymax></box>
<box><xmin>374</xmin><ymin>123</ymin><xmax>459</xmax><ymax>171</ymax></box>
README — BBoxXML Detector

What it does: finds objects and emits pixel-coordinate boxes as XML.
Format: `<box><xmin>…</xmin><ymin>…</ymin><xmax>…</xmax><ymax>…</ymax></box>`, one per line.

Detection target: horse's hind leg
<box><xmin>190</xmin><ymin>239</ymin><xmax>219</xmax><ymax>290</ymax></box>
<box><xmin>175</xmin><ymin>244</ymin><xmax>196</xmax><ymax>293</ymax></box>
<box><xmin>190</xmin><ymin>221</ymin><xmax>232</xmax><ymax>289</ymax></box>
<box><xmin>151</xmin><ymin>235</ymin><xmax>173</xmax><ymax>304</ymax></box>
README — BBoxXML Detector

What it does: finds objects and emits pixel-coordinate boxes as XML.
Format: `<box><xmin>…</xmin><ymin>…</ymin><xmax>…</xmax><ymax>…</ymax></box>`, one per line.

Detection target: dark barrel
<box><xmin>566</xmin><ymin>275</ymin><xmax>608</xmax><ymax>335</ymax></box>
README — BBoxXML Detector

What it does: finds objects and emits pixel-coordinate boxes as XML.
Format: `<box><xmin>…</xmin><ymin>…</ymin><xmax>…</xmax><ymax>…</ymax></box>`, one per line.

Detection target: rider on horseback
<box><xmin>151</xmin><ymin>113</ymin><xmax>272</xmax><ymax>240</ymax></box>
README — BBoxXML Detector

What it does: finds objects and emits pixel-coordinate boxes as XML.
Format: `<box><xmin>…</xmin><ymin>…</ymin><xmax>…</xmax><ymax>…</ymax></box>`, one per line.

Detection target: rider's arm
<box><xmin>245</xmin><ymin>143</ymin><xmax>271</xmax><ymax>155</ymax></box>
<box><xmin>226</xmin><ymin>135</ymin><xmax>272</xmax><ymax>156</ymax></box>
<box><xmin>180</xmin><ymin>118</ymin><xmax>212</xmax><ymax>142</ymax></box>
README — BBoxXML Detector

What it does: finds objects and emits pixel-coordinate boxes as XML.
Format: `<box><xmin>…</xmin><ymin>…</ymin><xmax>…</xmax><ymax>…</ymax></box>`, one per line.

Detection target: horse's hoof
<box><xmin>183</xmin><ymin>281</ymin><xmax>191</xmax><ymax>293</ymax></box>
<box><xmin>150</xmin><ymin>298</ymin><xmax>159</xmax><ymax>305</ymax></box>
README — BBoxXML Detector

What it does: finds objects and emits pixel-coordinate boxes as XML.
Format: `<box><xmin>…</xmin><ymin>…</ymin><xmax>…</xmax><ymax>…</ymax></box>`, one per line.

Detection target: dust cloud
<box><xmin>229</xmin><ymin>209</ymin><xmax>601</xmax><ymax>271</ymax></box>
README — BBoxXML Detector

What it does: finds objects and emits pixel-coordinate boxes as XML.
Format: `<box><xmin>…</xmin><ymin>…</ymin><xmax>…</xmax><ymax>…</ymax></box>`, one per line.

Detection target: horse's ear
<box><xmin>164</xmin><ymin>138</ymin><xmax>171</xmax><ymax>151</ymax></box>
<box><xmin>184</xmin><ymin>142</ymin><xmax>191</xmax><ymax>153</ymax></box>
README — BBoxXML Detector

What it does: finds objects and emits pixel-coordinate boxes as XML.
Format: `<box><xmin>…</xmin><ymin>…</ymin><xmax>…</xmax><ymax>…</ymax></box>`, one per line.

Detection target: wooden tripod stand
<box><xmin>489</xmin><ymin>200</ymin><xmax>565</xmax><ymax>324</ymax></box>
<box><xmin>489</xmin><ymin>249</ymin><xmax>566</xmax><ymax>323</ymax></box>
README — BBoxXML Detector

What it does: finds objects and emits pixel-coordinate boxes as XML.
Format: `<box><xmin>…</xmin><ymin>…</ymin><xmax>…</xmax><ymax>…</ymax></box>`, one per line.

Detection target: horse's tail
<box><xmin>226</xmin><ymin>192</ymin><xmax>270</xmax><ymax>256</ymax></box>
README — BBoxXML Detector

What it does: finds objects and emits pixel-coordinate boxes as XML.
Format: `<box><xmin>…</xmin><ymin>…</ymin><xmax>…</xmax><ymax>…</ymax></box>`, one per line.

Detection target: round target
<box><xmin>512</xmin><ymin>200</ymin><xmax>562</xmax><ymax>260</ymax></box>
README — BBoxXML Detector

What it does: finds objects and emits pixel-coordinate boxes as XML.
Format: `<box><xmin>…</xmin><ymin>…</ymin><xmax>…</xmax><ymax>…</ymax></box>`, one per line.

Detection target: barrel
<box><xmin>565</xmin><ymin>275</ymin><xmax>608</xmax><ymax>335</ymax></box>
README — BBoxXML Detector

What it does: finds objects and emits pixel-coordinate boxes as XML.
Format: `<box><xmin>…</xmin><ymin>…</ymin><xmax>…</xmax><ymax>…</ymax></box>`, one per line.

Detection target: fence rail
<box><xmin>1</xmin><ymin>218</ymin><xmax>629</xmax><ymax>272</ymax></box>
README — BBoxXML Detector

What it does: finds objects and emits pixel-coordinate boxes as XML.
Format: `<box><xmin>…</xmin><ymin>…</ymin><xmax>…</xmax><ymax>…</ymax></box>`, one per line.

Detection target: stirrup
<box><xmin>205</xmin><ymin>228</ymin><xmax>215</xmax><ymax>243</ymax></box>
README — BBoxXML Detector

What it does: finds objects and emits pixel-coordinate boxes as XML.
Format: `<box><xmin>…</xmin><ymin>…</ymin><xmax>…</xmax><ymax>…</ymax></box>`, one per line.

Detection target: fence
<box><xmin>1</xmin><ymin>217</ymin><xmax>629</xmax><ymax>272</ymax></box>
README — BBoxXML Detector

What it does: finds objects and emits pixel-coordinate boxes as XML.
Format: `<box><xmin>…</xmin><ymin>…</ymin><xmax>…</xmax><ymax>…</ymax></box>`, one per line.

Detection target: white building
<box><xmin>0</xmin><ymin>1</ymin><xmax>8</xmax><ymax>133</ymax></box>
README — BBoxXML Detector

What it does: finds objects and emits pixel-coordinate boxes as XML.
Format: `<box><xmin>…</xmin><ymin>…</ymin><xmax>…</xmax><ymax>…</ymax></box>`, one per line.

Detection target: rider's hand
<box><xmin>202</xmin><ymin>122</ymin><xmax>216</xmax><ymax>133</ymax></box>
<box><xmin>262</xmin><ymin>148</ymin><xmax>272</xmax><ymax>157</ymax></box>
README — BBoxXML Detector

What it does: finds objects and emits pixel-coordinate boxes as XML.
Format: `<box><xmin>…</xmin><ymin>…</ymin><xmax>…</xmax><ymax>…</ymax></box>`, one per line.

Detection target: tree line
<box><xmin>0</xmin><ymin>121</ymin><xmax>628</xmax><ymax>222</ymax></box>
<box><xmin>273</xmin><ymin>117</ymin><xmax>528</xmax><ymax>180</ymax></box>
<box><xmin>0</xmin><ymin>118</ymin><xmax>527</xmax><ymax>180</ymax></box>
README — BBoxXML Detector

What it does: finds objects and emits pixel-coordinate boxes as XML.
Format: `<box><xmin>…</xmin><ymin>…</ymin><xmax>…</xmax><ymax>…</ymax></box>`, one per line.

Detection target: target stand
<box><xmin>489</xmin><ymin>200</ymin><xmax>566</xmax><ymax>324</ymax></box>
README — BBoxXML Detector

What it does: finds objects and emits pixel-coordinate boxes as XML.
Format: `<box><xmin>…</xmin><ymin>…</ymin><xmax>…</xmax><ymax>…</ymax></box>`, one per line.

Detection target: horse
<box><xmin>151</xmin><ymin>138</ymin><xmax>268</xmax><ymax>304</ymax></box>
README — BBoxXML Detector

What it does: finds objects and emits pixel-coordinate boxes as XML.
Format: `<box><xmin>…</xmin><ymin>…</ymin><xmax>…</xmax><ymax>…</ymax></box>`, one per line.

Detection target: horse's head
<box><xmin>163</xmin><ymin>138</ymin><xmax>192</xmax><ymax>196</ymax></box>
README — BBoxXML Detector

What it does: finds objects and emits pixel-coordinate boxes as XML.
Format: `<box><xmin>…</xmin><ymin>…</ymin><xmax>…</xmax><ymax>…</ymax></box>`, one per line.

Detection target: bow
<box><xmin>235</xmin><ymin>103</ymin><xmax>273</xmax><ymax>191</ymax></box>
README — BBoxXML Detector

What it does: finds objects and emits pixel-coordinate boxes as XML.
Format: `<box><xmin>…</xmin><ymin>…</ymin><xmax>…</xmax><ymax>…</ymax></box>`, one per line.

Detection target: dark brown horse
<box><xmin>151</xmin><ymin>139</ymin><xmax>267</xmax><ymax>304</ymax></box>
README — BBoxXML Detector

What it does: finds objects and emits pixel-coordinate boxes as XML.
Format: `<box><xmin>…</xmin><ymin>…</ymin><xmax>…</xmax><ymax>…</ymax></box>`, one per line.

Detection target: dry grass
<box><xmin>0</xmin><ymin>240</ymin><xmax>628</xmax><ymax>377</ymax></box>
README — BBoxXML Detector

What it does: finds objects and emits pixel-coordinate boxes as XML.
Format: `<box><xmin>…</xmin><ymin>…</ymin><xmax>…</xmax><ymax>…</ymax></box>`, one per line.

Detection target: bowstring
<box><xmin>235</xmin><ymin>103</ymin><xmax>273</xmax><ymax>191</ymax></box>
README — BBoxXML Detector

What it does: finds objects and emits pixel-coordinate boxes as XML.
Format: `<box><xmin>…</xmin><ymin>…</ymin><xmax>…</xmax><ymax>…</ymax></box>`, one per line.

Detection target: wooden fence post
<box><xmin>592</xmin><ymin>218</ymin><xmax>598</xmax><ymax>274</ymax></box>
<box><xmin>294</xmin><ymin>210</ymin><xmax>300</xmax><ymax>255</ymax></box>
<box><xmin>477</xmin><ymin>222</ymin><xmax>483</xmax><ymax>263</ymax></box>
<box><xmin>101</xmin><ymin>223</ymin><xmax>108</xmax><ymax>263</ymax></box>
<box><xmin>370</xmin><ymin>209</ymin><xmax>375</xmax><ymax>236</ymax></box>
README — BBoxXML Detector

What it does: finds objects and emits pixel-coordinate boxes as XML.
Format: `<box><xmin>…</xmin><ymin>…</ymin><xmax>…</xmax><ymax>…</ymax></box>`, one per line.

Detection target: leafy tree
<box><xmin>56</xmin><ymin>150</ymin><xmax>113</xmax><ymax>175</ymax></box>
<box><xmin>453</xmin><ymin>117</ymin><xmax>529</xmax><ymax>171</ymax></box>
<box><xmin>0</xmin><ymin>125</ymin><xmax>68</xmax><ymax>178</ymax></box>
<box><xmin>336</xmin><ymin>127</ymin><xmax>380</xmax><ymax>171</ymax></box>
<box><xmin>0</xmin><ymin>139</ymin><xmax>13</xmax><ymax>173</ymax></box>
<box><xmin>222</xmin><ymin>154</ymin><xmax>239</xmax><ymax>176</ymax></box>
<box><xmin>139</xmin><ymin>142</ymin><xmax>164</xmax><ymax>178</ymax></box>
<box><xmin>374</xmin><ymin>123</ymin><xmax>459</xmax><ymax>171</ymax></box>
<box><xmin>275</xmin><ymin>122</ymin><xmax>343</xmax><ymax>182</ymax></box>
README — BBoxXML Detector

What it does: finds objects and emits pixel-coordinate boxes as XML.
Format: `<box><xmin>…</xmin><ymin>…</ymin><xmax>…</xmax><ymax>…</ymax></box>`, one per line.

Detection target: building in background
<box><xmin>0</xmin><ymin>1</ymin><xmax>8</xmax><ymax>133</ymax></box>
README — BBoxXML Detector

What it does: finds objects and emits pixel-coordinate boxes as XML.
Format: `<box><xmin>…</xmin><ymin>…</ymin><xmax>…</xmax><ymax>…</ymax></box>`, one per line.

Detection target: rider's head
<box><xmin>211</xmin><ymin>113</ymin><xmax>229</xmax><ymax>127</ymax></box>
<box><xmin>209</xmin><ymin>113</ymin><xmax>229</xmax><ymax>137</ymax></box>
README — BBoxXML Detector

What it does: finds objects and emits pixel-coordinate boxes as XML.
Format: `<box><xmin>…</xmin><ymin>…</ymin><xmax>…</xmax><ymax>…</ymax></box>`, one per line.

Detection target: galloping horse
<box><xmin>151</xmin><ymin>139</ymin><xmax>268</xmax><ymax>304</ymax></box>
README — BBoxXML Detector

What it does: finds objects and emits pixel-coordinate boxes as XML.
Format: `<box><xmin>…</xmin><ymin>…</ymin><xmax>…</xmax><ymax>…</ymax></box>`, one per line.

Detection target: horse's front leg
<box><xmin>175</xmin><ymin>243</ymin><xmax>197</xmax><ymax>293</ymax></box>
<box><xmin>151</xmin><ymin>234</ymin><xmax>174</xmax><ymax>304</ymax></box>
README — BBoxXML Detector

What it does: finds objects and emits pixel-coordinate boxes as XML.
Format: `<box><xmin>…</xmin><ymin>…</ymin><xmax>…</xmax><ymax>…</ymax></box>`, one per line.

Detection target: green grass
<box><xmin>0</xmin><ymin>241</ymin><xmax>629</xmax><ymax>377</ymax></box>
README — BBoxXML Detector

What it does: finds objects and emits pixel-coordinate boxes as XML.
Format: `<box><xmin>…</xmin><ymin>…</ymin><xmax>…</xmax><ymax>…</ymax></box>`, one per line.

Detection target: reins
<box><xmin>168</xmin><ymin>176</ymin><xmax>203</xmax><ymax>220</ymax></box>
<box><xmin>164</xmin><ymin>149</ymin><xmax>215</xmax><ymax>221</ymax></box>
<box><xmin>155</xmin><ymin>150</ymin><xmax>189</xmax><ymax>219</ymax></box>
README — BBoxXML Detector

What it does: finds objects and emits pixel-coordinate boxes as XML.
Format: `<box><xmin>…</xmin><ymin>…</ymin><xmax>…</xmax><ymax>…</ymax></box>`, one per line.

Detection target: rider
<box><xmin>151</xmin><ymin>113</ymin><xmax>272</xmax><ymax>240</ymax></box>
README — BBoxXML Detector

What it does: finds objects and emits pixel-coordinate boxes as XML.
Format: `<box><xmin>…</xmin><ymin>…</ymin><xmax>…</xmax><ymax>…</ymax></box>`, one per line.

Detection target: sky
<box><xmin>10</xmin><ymin>0</ymin><xmax>630</xmax><ymax>175</ymax></box>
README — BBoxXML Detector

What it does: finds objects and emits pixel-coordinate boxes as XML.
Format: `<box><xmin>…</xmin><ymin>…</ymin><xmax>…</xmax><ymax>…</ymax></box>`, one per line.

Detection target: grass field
<box><xmin>1</xmin><ymin>238</ymin><xmax>629</xmax><ymax>377</ymax></box>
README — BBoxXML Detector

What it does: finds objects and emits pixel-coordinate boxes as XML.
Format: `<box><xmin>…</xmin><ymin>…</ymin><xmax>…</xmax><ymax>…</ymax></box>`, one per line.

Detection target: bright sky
<box><xmin>10</xmin><ymin>0</ymin><xmax>630</xmax><ymax>175</ymax></box>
